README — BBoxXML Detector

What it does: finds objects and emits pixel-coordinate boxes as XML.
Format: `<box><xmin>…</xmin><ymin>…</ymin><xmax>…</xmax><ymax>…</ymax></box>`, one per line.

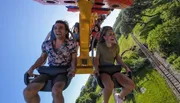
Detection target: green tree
<box><xmin>147</xmin><ymin>18</ymin><xmax>180</xmax><ymax>56</ymax></box>
<box><xmin>113</xmin><ymin>0</ymin><xmax>153</xmax><ymax>36</ymax></box>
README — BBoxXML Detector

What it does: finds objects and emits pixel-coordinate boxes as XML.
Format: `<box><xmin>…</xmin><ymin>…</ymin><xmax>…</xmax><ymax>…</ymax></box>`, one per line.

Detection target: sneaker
<box><xmin>118</xmin><ymin>98</ymin><xmax>123</xmax><ymax>103</ymax></box>
<box><xmin>114</xmin><ymin>94</ymin><xmax>124</xmax><ymax>103</ymax></box>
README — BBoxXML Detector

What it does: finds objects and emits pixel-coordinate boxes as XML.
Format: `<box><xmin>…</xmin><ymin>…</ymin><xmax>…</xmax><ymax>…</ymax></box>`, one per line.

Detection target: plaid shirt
<box><xmin>42</xmin><ymin>39</ymin><xmax>77</xmax><ymax>66</ymax></box>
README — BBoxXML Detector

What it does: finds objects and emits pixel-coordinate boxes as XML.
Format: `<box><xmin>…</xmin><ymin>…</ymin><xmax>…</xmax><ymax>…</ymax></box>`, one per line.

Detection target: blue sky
<box><xmin>0</xmin><ymin>0</ymin><xmax>119</xmax><ymax>103</ymax></box>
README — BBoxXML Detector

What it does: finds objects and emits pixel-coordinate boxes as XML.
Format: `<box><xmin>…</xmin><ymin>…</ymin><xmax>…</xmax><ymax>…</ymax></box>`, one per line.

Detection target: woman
<box><xmin>89</xmin><ymin>24</ymin><xmax>101</xmax><ymax>51</ymax></box>
<box><xmin>73</xmin><ymin>22</ymin><xmax>80</xmax><ymax>45</ymax></box>
<box><xmin>94</xmin><ymin>26</ymin><xmax>135</xmax><ymax>103</ymax></box>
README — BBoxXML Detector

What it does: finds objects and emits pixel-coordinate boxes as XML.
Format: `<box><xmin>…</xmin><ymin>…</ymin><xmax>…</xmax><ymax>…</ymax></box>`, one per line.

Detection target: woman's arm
<box><xmin>116</xmin><ymin>55</ymin><xmax>131</xmax><ymax>72</ymax></box>
<box><xmin>93</xmin><ymin>44</ymin><xmax>101</xmax><ymax>75</ymax></box>
<box><xmin>94</xmin><ymin>55</ymin><xmax>100</xmax><ymax>70</ymax></box>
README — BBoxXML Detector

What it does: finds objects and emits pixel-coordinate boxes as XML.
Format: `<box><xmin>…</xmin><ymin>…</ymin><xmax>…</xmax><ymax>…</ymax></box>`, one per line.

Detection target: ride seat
<box><xmin>24</xmin><ymin>66</ymin><xmax>72</xmax><ymax>91</ymax></box>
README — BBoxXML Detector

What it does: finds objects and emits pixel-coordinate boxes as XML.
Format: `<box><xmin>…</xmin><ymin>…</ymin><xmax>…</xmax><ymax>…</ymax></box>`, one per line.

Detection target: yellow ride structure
<box><xmin>34</xmin><ymin>0</ymin><xmax>134</xmax><ymax>74</ymax></box>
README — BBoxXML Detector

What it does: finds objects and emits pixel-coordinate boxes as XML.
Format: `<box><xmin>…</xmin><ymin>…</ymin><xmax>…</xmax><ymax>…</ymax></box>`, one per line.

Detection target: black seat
<box><xmin>95</xmin><ymin>65</ymin><xmax>132</xmax><ymax>88</ymax></box>
<box><xmin>24</xmin><ymin>66</ymin><xmax>72</xmax><ymax>91</ymax></box>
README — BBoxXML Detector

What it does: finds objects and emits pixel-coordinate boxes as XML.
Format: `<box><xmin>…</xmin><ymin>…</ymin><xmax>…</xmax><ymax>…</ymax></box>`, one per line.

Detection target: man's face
<box><xmin>53</xmin><ymin>23</ymin><xmax>67</xmax><ymax>39</ymax></box>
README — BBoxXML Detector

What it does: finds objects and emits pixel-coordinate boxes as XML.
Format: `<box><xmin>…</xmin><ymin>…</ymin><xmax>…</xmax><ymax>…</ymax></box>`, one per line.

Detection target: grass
<box><xmin>96</xmin><ymin>90</ymin><xmax>116</xmax><ymax>103</ymax></box>
<box><xmin>96</xmin><ymin>86</ymin><xmax>103</xmax><ymax>103</ymax></box>
<box><xmin>131</xmin><ymin>67</ymin><xmax>179</xmax><ymax>103</ymax></box>
<box><xmin>118</xmin><ymin>34</ymin><xmax>137</xmax><ymax>58</ymax></box>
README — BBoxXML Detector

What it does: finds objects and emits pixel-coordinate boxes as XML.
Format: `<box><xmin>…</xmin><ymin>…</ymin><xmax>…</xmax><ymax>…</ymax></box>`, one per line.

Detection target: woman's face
<box><xmin>95</xmin><ymin>26</ymin><xmax>99</xmax><ymax>32</ymax></box>
<box><xmin>103</xmin><ymin>29</ymin><xmax>116</xmax><ymax>44</ymax></box>
<box><xmin>75</xmin><ymin>27</ymin><xmax>79</xmax><ymax>33</ymax></box>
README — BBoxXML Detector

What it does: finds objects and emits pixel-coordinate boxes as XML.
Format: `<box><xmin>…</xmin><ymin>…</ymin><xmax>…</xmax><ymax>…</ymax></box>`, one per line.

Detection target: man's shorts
<box><xmin>28</xmin><ymin>66</ymin><xmax>72</xmax><ymax>90</ymax></box>
<box><xmin>31</xmin><ymin>73</ymin><xmax>72</xmax><ymax>90</ymax></box>
<box><xmin>31</xmin><ymin>73</ymin><xmax>68</xmax><ymax>84</ymax></box>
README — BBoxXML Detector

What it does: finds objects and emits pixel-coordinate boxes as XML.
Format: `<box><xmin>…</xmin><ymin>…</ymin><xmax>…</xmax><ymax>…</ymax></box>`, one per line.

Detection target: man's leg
<box><xmin>100</xmin><ymin>73</ymin><xmax>114</xmax><ymax>103</ymax></box>
<box><xmin>23</xmin><ymin>74</ymin><xmax>49</xmax><ymax>103</ymax></box>
<box><xmin>52</xmin><ymin>73</ymin><xmax>68</xmax><ymax>103</ymax></box>
<box><xmin>23</xmin><ymin>83</ymin><xmax>45</xmax><ymax>103</ymax></box>
<box><xmin>52</xmin><ymin>82</ymin><xmax>65</xmax><ymax>103</ymax></box>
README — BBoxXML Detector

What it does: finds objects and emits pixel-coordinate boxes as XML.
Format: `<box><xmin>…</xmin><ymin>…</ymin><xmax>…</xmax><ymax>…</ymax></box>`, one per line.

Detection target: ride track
<box><xmin>131</xmin><ymin>33</ymin><xmax>180</xmax><ymax>100</ymax></box>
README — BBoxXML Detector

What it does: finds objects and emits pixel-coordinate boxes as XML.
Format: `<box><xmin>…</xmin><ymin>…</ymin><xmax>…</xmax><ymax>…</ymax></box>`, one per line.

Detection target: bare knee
<box><xmin>125</xmin><ymin>79</ymin><xmax>136</xmax><ymax>91</ymax></box>
<box><xmin>113</xmin><ymin>73</ymin><xmax>135</xmax><ymax>91</ymax></box>
<box><xmin>100</xmin><ymin>74</ymin><xmax>114</xmax><ymax>92</ymax></box>
<box><xmin>23</xmin><ymin>86</ymin><xmax>38</xmax><ymax>97</ymax></box>
<box><xmin>23</xmin><ymin>83</ymin><xmax>44</xmax><ymax>97</ymax></box>
<box><xmin>103</xmin><ymin>82</ymin><xmax>114</xmax><ymax>92</ymax></box>
<box><xmin>52</xmin><ymin>83</ymin><xmax>65</xmax><ymax>97</ymax></box>
<box><xmin>125</xmin><ymin>78</ymin><xmax>135</xmax><ymax>91</ymax></box>
<box><xmin>129</xmin><ymin>82</ymin><xmax>136</xmax><ymax>91</ymax></box>
<box><xmin>112</xmin><ymin>73</ymin><xmax>119</xmax><ymax>77</ymax></box>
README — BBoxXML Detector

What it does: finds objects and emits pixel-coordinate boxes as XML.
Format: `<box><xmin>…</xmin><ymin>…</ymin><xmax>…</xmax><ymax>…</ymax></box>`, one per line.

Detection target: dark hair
<box><xmin>99</xmin><ymin>26</ymin><xmax>113</xmax><ymax>43</ymax></box>
<box><xmin>73</xmin><ymin>22</ymin><xmax>79</xmax><ymax>33</ymax></box>
<box><xmin>55</xmin><ymin>20</ymin><xmax>70</xmax><ymax>39</ymax></box>
<box><xmin>92</xmin><ymin>24</ymin><xmax>100</xmax><ymax>32</ymax></box>
<box><xmin>50</xmin><ymin>25</ymin><xmax>56</xmax><ymax>40</ymax></box>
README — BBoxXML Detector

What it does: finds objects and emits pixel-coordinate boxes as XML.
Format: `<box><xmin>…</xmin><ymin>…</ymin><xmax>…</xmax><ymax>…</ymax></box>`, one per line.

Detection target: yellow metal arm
<box><xmin>76</xmin><ymin>0</ymin><xmax>94</xmax><ymax>74</ymax></box>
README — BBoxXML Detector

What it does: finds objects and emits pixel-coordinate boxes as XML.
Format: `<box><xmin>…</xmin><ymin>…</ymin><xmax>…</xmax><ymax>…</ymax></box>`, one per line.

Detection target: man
<box><xmin>23</xmin><ymin>20</ymin><xmax>77</xmax><ymax>103</ymax></box>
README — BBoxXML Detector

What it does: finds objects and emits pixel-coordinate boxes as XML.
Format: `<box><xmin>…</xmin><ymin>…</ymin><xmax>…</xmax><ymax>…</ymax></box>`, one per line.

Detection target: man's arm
<box><xmin>44</xmin><ymin>32</ymin><xmax>51</xmax><ymax>41</ymax></box>
<box><xmin>27</xmin><ymin>52</ymin><xmax>48</xmax><ymax>76</ymax></box>
<box><xmin>67</xmin><ymin>52</ymin><xmax>77</xmax><ymax>77</ymax></box>
<box><xmin>71</xmin><ymin>52</ymin><xmax>77</xmax><ymax>71</ymax></box>
<box><xmin>29</xmin><ymin>52</ymin><xmax>48</xmax><ymax>70</ymax></box>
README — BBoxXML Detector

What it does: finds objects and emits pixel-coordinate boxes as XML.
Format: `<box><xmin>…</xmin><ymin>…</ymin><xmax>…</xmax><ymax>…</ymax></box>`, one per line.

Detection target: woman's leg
<box><xmin>100</xmin><ymin>73</ymin><xmax>114</xmax><ymax>103</ymax></box>
<box><xmin>112</xmin><ymin>73</ymin><xmax>135</xmax><ymax>100</ymax></box>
